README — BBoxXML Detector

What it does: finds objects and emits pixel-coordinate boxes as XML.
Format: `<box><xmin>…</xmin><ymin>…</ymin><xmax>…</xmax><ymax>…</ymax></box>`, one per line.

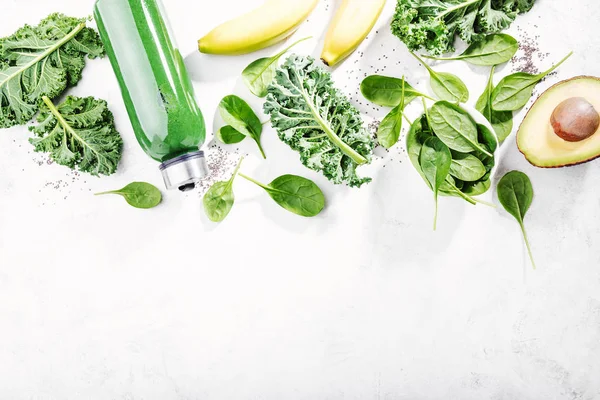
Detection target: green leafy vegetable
<box><xmin>497</xmin><ymin>170</ymin><xmax>536</xmax><ymax>269</ymax></box>
<box><xmin>203</xmin><ymin>157</ymin><xmax>243</xmax><ymax>222</ymax></box>
<box><xmin>477</xmin><ymin>123</ymin><xmax>498</xmax><ymax>153</ymax></box>
<box><xmin>378</xmin><ymin>106</ymin><xmax>404</xmax><ymax>149</ymax></box>
<box><xmin>377</xmin><ymin>77</ymin><xmax>406</xmax><ymax>148</ymax></box>
<box><xmin>219</xmin><ymin>95</ymin><xmax>266</xmax><ymax>158</ymax></box>
<box><xmin>217</xmin><ymin>125</ymin><xmax>246</xmax><ymax>144</ymax></box>
<box><xmin>0</xmin><ymin>13</ymin><xmax>104</xmax><ymax>128</ymax></box>
<box><xmin>411</xmin><ymin>52</ymin><xmax>469</xmax><ymax>102</ymax></box>
<box><xmin>96</xmin><ymin>182</ymin><xmax>162</xmax><ymax>209</ymax></box>
<box><xmin>242</xmin><ymin>37</ymin><xmax>310</xmax><ymax>97</ymax></box>
<box><xmin>239</xmin><ymin>173</ymin><xmax>325</xmax><ymax>217</ymax></box>
<box><xmin>429</xmin><ymin>101</ymin><xmax>491</xmax><ymax>156</ymax></box>
<box><xmin>462</xmin><ymin>177</ymin><xmax>491</xmax><ymax>196</ymax></box>
<box><xmin>407</xmin><ymin>112</ymin><xmax>496</xmax><ymax>210</ymax></box>
<box><xmin>360</xmin><ymin>75</ymin><xmax>431</xmax><ymax>107</ymax></box>
<box><xmin>264</xmin><ymin>55</ymin><xmax>375</xmax><ymax>187</ymax></box>
<box><xmin>441</xmin><ymin>175</ymin><xmax>476</xmax><ymax>205</ymax></box>
<box><xmin>29</xmin><ymin>95</ymin><xmax>122</xmax><ymax>176</ymax></box>
<box><xmin>491</xmin><ymin>52</ymin><xmax>572</xmax><ymax>111</ymax></box>
<box><xmin>423</xmin><ymin>33</ymin><xmax>518</xmax><ymax>66</ymax></box>
<box><xmin>406</xmin><ymin>116</ymin><xmax>432</xmax><ymax>180</ymax></box>
<box><xmin>449</xmin><ymin>152</ymin><xmax>486</xmax><ymax>181</ymax></box>
<box><xmin>419</xmin><ymin>136</ymin><xmax>451</xmax><ymax>230</ymax></box>
<box><xmin>476</xmin><ymin>66</ymin><xmax>513</xmax><ymax>142</ymax></box>
<box><xmin>391</xmin><ymin>0</ymin><xmax>536</xmax><ymax>56</ymax></box>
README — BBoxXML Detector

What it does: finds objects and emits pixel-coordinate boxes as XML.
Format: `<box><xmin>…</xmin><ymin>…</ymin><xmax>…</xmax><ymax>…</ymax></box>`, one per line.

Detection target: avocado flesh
<box><xmin>518</xmin><ymin>76</ymin><xmax>600</xmax><ymax>167</ymax></box>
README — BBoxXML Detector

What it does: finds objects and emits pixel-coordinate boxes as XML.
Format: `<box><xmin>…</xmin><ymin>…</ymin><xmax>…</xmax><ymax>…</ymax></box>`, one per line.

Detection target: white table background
<box><xmin>1</xmin><ymin>0</ymin><xmax>599</xmax><ymax>399</ymax></box>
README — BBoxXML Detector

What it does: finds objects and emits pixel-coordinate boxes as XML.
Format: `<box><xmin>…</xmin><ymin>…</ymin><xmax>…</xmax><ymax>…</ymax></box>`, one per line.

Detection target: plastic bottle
<box><xmin>94</xmin><ymin>0</ymin><xmax>208</xmax><ymax>191</ymax></box>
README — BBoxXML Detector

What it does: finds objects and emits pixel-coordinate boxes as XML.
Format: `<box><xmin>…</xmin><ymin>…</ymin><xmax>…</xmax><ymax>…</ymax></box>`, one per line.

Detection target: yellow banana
<box><xmin>321</xmin><ymin>0</ymin><xmax>386</xmax><ymax>67</ymax></box>
<box><xmin>198</xmin><ymin>0</ymin><xmax>319</xmax><ymax>55</ymax></box>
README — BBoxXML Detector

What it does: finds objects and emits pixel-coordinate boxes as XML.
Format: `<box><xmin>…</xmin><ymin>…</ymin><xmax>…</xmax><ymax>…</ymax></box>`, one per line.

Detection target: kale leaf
<box><xmin>0</xmin><ymin>13</ymin><xmax>104</xmax><ymax>128</ymax></box>
<box><xmin>29</xmin><ymin>95</ymin><xmax>122</xmax><ymax>176</ymax></box>
<box><xmin>263</xmin><ymin>55</ymin><xmax>374</xmax><ymax>188</ymax></box>
<box><xmin>391</xmin><ymin>0</ymin><xmax>535</xmax><ymax>55</ymax></box>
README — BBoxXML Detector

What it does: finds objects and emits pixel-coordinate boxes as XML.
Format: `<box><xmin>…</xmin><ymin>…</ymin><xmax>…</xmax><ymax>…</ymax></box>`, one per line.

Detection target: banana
<box><xmin>198</xmin><ymin>0</ymin><xmax>319</xmax><ymax>55</ymax></box>
<box><xmin>321</xmin><ymin>0</ymin><xmax>386</xmax><ymax>67</ymax></box>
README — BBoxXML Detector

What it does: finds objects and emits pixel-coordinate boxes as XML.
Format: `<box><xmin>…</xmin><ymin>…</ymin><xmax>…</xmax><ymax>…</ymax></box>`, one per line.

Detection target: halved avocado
<box><xmin>518</xmin><ymin>76</ymin><xmax>600</xmax><ymax>168</ymax></box>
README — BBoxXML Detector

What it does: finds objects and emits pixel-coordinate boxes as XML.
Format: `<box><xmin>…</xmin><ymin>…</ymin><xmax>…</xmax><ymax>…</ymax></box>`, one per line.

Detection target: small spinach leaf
<box><xmin>360</xmin><ymin>75</ymin><xmax>431</xmax><ymax>107</ymax></box>
<box><xmin>440</xmin><ymin>176</ymin><xmax>477</xmax><ymax>205</ymax></box>
<box><xmin>219</xmin><ymin>95</ymin><xmax>266</xmax><ymax>158</ymax></box>
<box><xmin>491</xmin><ymin>52</ymin><xmax>572</xmax><ymax>111</ymax></box>
<box><xmin>476</xmin><ymin>66</ymin><xmax>513</xmax><ymax>142</ymax></box>
<box><xmin>203</xmin><ymin>157</ymin><xmax>243</xmax><ymax>222</ymax></box>
<box><xmin>412</xmin><ymin>52</ymin><xmax>469</xmax><ymax>103</ymax></box>
<box><xmin>497</xmin><ymin>170</ymin><xmax>536</xmax><ymax>269</ymax></box>
<box><xmin>406</xmin><ymin>116</ymin><xmax>431</xmax><ymax>181</ymax></box>
<box><xmin>242</xmin><ymin>37</ymin><xmax>310</xmax><ymax>97</ymax></box>
<box><xmin>217</xmin><ymin>125</ymin><xmax>246</xmax><ymax>144</ymax></box>
<box><xmin>96</xmin><ymin>182</ymin><xmax>162</xmax><ymax>209</ymax></box>
<box><xmin>377</xmin><ymin>78</ymin><xmax>406</xmax><ymax>148</ymax></box>
<box><xmin>423</xmin><ymin>34</ymin><xmax>518</xmax><ymax>66</ymax></box>
<box><xmin>429</xmin><ymin>101</ymin><xmax>492</xmax><ymax>156</ymax></box>
<box><xmin>449</xmin><ymin>153</ymin><xmax>486</xmax><ymax>182</ymax></box>
<box><xmin>419</xmin><ymin>136</ymin><xmax>451</xmax><ymax>230</ymax></box>
<box><xmin>462</xmin><ymin>178</ymin><xmax>491</xmax><ymax>196</ymax></box>
<box><xmin>477</xmin><ymin>123</ymin><xmax>499</xmax><ymax>153</ymax></box>
<box><xmin>239</xmin><ymin>173</ymin><xmax>325</xmax><ymax>217</ymax></box>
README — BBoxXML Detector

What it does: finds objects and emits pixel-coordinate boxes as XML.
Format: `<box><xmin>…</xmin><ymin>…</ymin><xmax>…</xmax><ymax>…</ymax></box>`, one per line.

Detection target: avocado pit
<box><xmin>550</xmin><ymin>97</ymin><xmax>600</xmax><ymax>142</ymax></box>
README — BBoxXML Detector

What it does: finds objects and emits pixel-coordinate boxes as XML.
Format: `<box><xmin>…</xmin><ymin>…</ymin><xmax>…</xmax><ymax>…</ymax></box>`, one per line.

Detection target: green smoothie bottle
<box><xmin>94</xmin><ymin>0</ymin><xmax>208</xmax><ymax>191</ymax></box>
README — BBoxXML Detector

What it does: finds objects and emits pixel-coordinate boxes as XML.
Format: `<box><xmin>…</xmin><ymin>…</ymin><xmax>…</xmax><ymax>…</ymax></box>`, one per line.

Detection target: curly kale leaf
<box><xmin>264</xmin><ymin>55</ymin><xmax>375</xmax><ymax>188</ymax></box>
<box><xmin>0</xmin><ymin>13</ymin><xmax>104</xmax><ymax>128</ymax></box>
<box><xmin>29</xmin><ymin>96</ymin><xmax>122</xmax><ymax>176</ymax></box>
<box><xmin>391</xmin><ymin>0</ymin><xmax>535</xmax><ymax>55</ymax></box>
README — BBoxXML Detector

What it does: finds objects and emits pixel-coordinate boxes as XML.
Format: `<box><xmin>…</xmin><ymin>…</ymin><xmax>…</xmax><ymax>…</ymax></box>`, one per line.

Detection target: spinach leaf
<box><xmin>203</xmin><ymin>157</ymin><xmax>243</xmax><ymax>222</ymax></box>
<box><xmin>440</xmin><ymin>176</ymin><xmax>477</xmax><ymax>205</ymax></box>
<box><xmin>462</xmin><ymin>178</ymin><xmax>491</xmax><ymax>196</ymax></box>
<box><xmin>242</xmin><ymin>37</ymin><xmax>310</xmax><ymax>97</ymax></box>
<box><xmin>219</xmin><ymin>95</ymin><xmax>266</xmax><ymax>158</ymax></box>
<box><xmin>378</xmin><ymin>106</ymin><xmax>404</xmax><ymax>149</ymax></box>
<box><xmin>216</xmin><ymin>125</ymin><xmax>246</xmax><ymax>144</ymax></box>
<box><xmin>412</xmin><ymin>52</ymin><xmax>469</xmax><ymax>103</ymax></box>
<box><xmin>449</xmin><ymin>153</ymin><xmax>486</xmax><ymax>182</ymax></box>
<box><xmin>429</xmin><ymin>101</ymin><xmax>492</xmax><ymax>156</ymax></box>
<box><xmin>491</xmin><ymin>52</ymin><xmax>572</xmax><ymax>111</ymax></box>
<box><xmin>477</xmin><ymin>123</ymin><xmax>499</xmax><ymax>154</ymax></box>
<box><xmin>96</xmin><ymin>182</ymin><xmax>162</xmax><ymax>209</ymax></box>
<box><xmin>474</xmin><ymin>151</ymin><xmax>495</xmax><ymax>175</ymax></box>
<box><xmin>360</xmin><ymin>75</ymin><xmax>431</xmax><ymax>107</ymax></box>
<box><xmin>476</xmin><ymin>66</ymin><xmax>514</xmax><ymax>142</ymax></box>
<box><xmin>423</xmin><ymin>34</ymin><xmax>518</xmax><ymax>66</ymax></box>
<box><xmin>497</xmin><ymin>170</ymin><xmax>536</xmax><ymax>269</ymax></box>
<box><xmin>419</xmin><ymin>136</ymin><xmax>451</xmax><ymax>230</ymax></box>
<box><xmin>457</xmin><ymin>143</ymin><xmax>494</xmax><ymax>197</ymax></box>
<box><xmin>377</xmin><ymin>78</ymin><xmax>406</xmax><ymax>148</ymax></box>
<box><xmin>239</xmin><ymin>173</ymin><xmax>325</xmax><ymax>217</ymax></box>
<box><xmin>406</xmin><ymin>116</ymin><xmax>431</xmax><ymax>182</ymax></box>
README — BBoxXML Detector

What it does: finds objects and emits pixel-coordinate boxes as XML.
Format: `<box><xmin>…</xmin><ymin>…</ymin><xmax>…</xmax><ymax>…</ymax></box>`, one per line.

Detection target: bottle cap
<box><xmin>159</xmin><ymin>151</ymin><xmax>209</xmax><ymax>191</ymax></box>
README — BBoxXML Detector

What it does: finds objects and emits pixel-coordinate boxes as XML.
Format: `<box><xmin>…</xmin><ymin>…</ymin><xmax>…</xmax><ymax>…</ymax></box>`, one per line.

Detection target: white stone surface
<box><xmin>1</xmin><ymin>0</ymin><xmax>599</xmax><ymax>398</ymax></box>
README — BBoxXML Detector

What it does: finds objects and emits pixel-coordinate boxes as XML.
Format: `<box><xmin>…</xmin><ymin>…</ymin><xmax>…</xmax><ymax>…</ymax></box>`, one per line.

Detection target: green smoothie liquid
<box><xmin>94</xmin><ymin>0</ymin><xmax>206</xmax><ymax>163</ymax></box>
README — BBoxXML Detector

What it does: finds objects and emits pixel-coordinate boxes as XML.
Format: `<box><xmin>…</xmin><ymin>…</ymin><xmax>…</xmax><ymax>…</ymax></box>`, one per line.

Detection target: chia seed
<box><xmin>512</xmin><ymin>26</ymin><xmax>549</xmax><ymax>74</ymax></box>
<box><xmin>195</xmin><ymin>143</ymin><xmax>243</xmax><ymax>197</ymax></box>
